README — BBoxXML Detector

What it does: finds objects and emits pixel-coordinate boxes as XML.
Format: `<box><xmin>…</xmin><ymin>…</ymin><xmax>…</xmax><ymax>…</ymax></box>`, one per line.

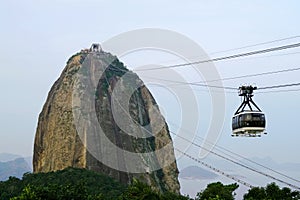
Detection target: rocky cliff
<box><xmin>33</xmin><ymin>47</ymin><xmax>180</xmax><ymax>193</ymax></box>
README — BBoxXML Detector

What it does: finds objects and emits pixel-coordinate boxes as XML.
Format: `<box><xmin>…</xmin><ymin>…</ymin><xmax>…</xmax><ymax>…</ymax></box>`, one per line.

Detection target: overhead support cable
<box><xmin>139</xmin><ymin>66</ymin><xmax>300</xmax><ymax>88</ymax></box>
<box><xmin>135</xmin><ymin>42</ymin><xmax>300</xmax><ymax>71</ymax></box>
<box><xmin>258</xmin><ymin>82</ymin><xmax>300</xmax><ymax>90</ymax></box>
<box><xmin>175</xmin><ymin>148</ymin><xmax>254</xmax><ymax>189</ymax></box>
<box><xmin>171</xmin><ymin>131</ymin><xmax>300</xmax><ymax>190</ymax></box>
<box><xmin>208</xmin><ymin>36</ymin><xmax>300</xmax><ymax>55</ymax></box>
<box><xmin>100</xmin><ymin>59</ymin><xmax>300</xmax><ymax>189</ymax></box>
<box><xmin>169</xmin><ymin>121</ymin><xmax>300</xmax><ymax>184</ymax></box>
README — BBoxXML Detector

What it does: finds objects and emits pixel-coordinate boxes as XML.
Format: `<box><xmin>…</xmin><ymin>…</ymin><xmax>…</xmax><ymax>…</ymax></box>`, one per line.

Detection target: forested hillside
<box><xmin>0</xmin><ymin>167</ymin><xmax>186</xmax><ymax>200</ymax></box>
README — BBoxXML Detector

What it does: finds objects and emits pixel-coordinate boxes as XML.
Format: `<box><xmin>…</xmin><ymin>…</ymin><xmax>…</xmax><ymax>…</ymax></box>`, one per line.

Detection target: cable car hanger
<box><xmin>235</xmin><ymin>85</ymin><xmax>261</xmax><ymax>114</ymax></box>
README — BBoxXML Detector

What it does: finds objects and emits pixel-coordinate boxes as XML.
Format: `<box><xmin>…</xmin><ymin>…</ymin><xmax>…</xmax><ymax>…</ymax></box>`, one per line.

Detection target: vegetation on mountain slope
<box><xmin>0</xmin><ymin>167</ymin><xmax>298</xmax><ymax>200</ymax></box>
<box><xmin>0</xmin><ymin>167</ymin><xmax>187</xmax><ymax>200</ymax></box>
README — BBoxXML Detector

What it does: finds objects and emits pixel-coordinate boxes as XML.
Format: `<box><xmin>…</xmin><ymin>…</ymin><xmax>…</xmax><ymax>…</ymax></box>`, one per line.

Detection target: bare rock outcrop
<box><xmin>33</xmin><ymin>48</ymin><xmax>180</xmax><ymax>193</ymax></box>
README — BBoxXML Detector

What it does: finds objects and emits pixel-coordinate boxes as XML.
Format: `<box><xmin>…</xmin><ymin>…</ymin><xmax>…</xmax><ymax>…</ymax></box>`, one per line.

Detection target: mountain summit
<box><xmin>33</xmin><ymin>45</ymin><xmax>180</xmax><ymax>193</ymax></box>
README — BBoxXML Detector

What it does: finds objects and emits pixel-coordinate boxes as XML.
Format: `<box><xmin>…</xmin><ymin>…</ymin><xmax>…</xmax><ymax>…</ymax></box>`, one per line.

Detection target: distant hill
<box><xmin>0</xmin><ymin>157</ymin><xmax>31</xmax><ymax>181</ymax></box>
<box><xmin>179</xmin><ymin>166</ymin><xmax>218</xmax><ymax>180</ymax></box>
<box><xmin>0</xmin><ymin>153</ymin><xmax>21</xmax><ymax>162</ymax></box>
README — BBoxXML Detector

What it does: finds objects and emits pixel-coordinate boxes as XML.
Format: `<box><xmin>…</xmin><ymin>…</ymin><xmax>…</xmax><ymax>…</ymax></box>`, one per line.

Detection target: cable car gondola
<box><xmin>232</xmin><ymin>85</ymin><xmax>266</xmax><ymax>137</ymax></box>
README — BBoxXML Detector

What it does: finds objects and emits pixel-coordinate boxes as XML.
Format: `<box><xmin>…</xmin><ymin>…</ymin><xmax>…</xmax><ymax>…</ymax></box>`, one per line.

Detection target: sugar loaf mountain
<box><xmin>33</xmin><ymin>44</ymin><xmax>180</xmax><ymax>193</ymax></box>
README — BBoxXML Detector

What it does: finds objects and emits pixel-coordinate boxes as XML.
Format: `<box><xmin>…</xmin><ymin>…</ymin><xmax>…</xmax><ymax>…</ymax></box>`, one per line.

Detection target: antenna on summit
<box><xmin>90</xmin><ymin>43</ymin><xmax>102</xmax><ymax>52</ymax></box>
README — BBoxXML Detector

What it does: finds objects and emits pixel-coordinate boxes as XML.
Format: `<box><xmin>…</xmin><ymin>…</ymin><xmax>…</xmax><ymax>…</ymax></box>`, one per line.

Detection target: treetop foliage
<box><xmin>0</xmin><ymin>167</ymin><xmax>299</xmax><ymax>200</ymax></box>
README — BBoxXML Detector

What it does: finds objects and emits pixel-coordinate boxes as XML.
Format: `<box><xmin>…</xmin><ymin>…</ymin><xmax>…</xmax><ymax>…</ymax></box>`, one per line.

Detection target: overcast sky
<box><xmin>1</xmin><ymin>1</ymin><xmax>300</xmax><ymax>192</ymax></box>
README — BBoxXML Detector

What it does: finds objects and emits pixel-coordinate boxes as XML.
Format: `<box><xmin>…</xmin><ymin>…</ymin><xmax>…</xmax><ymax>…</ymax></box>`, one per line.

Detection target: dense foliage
<box><xmin>0</xmin><ymin>167</ymin><xmax>125</xmax><ymax>200</ymax></box>
<box><xmin>1</xmin><ymin>168</ymin><xmax>299</xmax><ymax>200</ymax></box>
<box><xmin>0</xmin><ymin>168</ymin><xmax>188</xmax><ymax>200</ymax></box>
<box><xmin>244</xmin><ymin>182</ymin><xmax>300</xmax><ymax>200</ymax></box>
<box><xmin>119</xmin><ymin>179</ymin><xmax>189</xmax><ymax>200</ymax></box>
<box><xmin>195</xmin><ymin>182</ymin><xmax>239</xmax><ymax>200</ymax></box>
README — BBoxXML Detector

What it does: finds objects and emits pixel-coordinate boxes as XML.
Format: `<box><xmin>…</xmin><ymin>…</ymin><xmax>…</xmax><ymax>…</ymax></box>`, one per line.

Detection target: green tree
<box><xmin>9</xmin><ymin>181</ymin><xmax>106</xmax><ymax>200</ymax></box>
<box><xmin>119</xmin><ymin>179</ymin><xmax>160</xmax><ymax>200</ymax></box>
<box><xmin>1</xmin><ymin>167</ymin><xmax>188</xmax><ymax>200</ymax></box>
<box><xmin>0</xmin><ymin>168</ymin><xmax>124</xmax><ymax>200</ymax></box>
<box><xmin>119</xmin><ymin>179</ymin><xmax>190</xmax><ymax>200</ymax></box>
<box><xmin>10</xmin><ymin>185</ymin><xmax>40</xmax><ymax>200</ymax></box>
<box><xmin>195</xmin><ymin>182</ymin><xmax>239</xmax><ymax>200</ymax></box>
<box><xmin>244</xmin><ymin>182</ymin><xmax>300</xmax><ymax>200</ymax></box>
<box><xmin>243</xmin><ymin>187</ymin><xmax>266</xmax><ymax>200</ymax></box>
<box><xmin>160</xmin><ymin>191</ymin><xmax>190</xmax><ymax>200</ymax></box>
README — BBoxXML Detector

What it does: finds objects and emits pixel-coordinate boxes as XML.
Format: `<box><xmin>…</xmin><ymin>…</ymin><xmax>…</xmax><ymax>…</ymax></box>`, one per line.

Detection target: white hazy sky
<box><xmin>1</xmin><ymin>0</ymin><xmax>300</xmax><ymax>193</ymax></box>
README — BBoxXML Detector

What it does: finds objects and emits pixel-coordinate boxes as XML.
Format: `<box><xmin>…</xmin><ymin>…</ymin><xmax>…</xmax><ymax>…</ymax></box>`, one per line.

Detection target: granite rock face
<box><xmin>33</xmin><ymin>49</ymin><xmax>180</xmax><ymax>193</ymax></box>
